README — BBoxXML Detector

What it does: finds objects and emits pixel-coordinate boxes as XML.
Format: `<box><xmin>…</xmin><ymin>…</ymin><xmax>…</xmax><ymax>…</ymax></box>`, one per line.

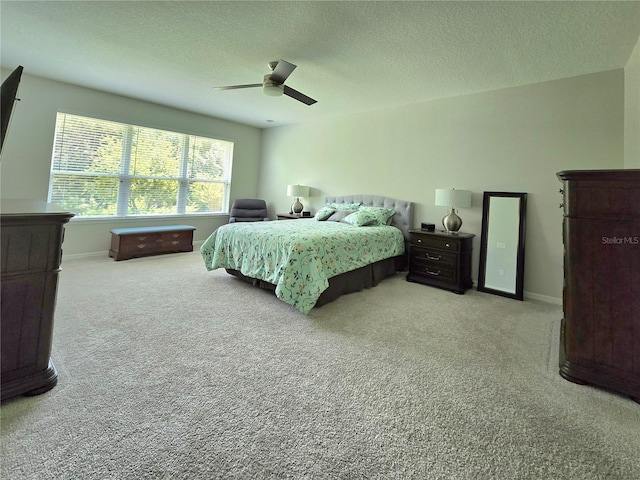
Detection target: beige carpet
<box><xmin>1</xmin><ymin>250</ymin><xmax>639</xmax><ymax>479</ymax></box>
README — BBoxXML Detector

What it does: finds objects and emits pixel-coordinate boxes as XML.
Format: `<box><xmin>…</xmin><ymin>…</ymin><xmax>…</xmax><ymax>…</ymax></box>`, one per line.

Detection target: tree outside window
<box><xmin>49</xmin><ymin>113</ymin><xmax>233</xmax><ymax>217</ymax></box>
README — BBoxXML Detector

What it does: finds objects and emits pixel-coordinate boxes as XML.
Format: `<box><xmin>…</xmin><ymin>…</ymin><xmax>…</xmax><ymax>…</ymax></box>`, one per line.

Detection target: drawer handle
<box><xmin>138</xmin><ymin>236</ymin><xmax>147</xmax><ymax>241</ymax></box>
<box><xmin>171</xmin><ymin>240</ymin><xmax>179</xmax><ymax>245</ymax></box>
<box><xmin>137</xmin><ymin>243</ymin><xmax>146</xmax><ymax>249</ymax></box>
<box><xmin>416</xmin><ymin>238</ymin><xmax>423</xmax><ymax>243</ymax></box>
<box><xmin>425</xmin><ymin>253</ymin><xmax>441</xmax><ymax>261</ymax></box>
<box><xmin>445</xmin><ymin>243</ymin><xmax>450</xmax><ymax>248</ymax></box>
<box><xmin>425</xmin><ymin>268</ymin><xmax>441</xmax><ymax>276</ymax></box>
<box><xmin>156</xmin><ymin>238</ymin><xmax>164</xmax><ymax>243</ymax></box>
<box><xmin>172</xmin><ymin>233</ymin><xmax>180</xmax><ymax>238</ymax></box>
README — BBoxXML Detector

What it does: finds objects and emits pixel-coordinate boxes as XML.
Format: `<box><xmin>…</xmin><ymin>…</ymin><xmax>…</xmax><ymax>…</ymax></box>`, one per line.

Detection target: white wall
<box><xmin>0</xmin><ymin>72</ymin><xmax>262</xmax><ymax>255</ymax></box>
<box><xmin>625</xmin><ymin>35</ymin><xmax>640</xmax><ymax>169</ymax></box>
<box><xmin>1</xmin><ymin>69</ymin><xmax>627</xmax><ymax>300</ymax></box>
<box><xmin>259</xmin><ymin>70</ymin><xmax>625</xmax><ymax>302</ymax></box>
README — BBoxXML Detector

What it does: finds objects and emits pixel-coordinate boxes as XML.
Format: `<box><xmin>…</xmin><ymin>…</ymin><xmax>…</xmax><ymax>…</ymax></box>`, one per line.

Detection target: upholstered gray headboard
<box><xmin>324</xmin><ymin>195</ymin><xmax>413</xmax><ymax>240</ymax></box>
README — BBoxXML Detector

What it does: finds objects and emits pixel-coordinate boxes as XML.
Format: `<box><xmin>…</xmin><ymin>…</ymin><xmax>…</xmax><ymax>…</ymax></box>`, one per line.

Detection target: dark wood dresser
<box><xmin>1</xmin><ymin>200</ymin><xmax>74</xmax><ymax>401</ymax></box>
<box><xmin>557</xmin><ymin>169</ymin><xmax>640</xmax><ymax>402</ymax></box>
<box><xmin>406</xmin><ymin>229</ymin><xmax>474</xmax><ymax>294</ymax></box>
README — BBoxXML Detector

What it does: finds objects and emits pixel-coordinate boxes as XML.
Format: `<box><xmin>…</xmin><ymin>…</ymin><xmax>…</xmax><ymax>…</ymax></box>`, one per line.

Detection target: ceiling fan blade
<box><xmin>270</xmin><ymin>60</ymin><xmax>297</xmax><ymax>84</ymax></box>
<box><xmin>283</xmin><ymin>85</ymin><xmax>317</xmax><ymax>106</ymax></box>
<box><xmin>214</xmin><ymin>83</ymin><xmax>262</xmax><ymax>90</ymax></box>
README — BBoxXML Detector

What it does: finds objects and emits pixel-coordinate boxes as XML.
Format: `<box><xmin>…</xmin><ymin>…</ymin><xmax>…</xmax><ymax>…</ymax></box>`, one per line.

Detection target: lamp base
<box><xmin>291</xmin><ymin>198</ymin><xmax>303</xmax><ymax>215</ymax></box>
<box><xmin>442</xmin><ymin>209</ymin><xmax>462</xmax><ymax>233</ymax></box>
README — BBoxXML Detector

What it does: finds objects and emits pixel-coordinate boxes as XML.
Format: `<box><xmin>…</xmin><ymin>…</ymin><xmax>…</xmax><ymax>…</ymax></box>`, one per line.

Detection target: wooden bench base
<box><xmin>109</xmin><ymin>225</ymin><xmax>196</xmax><ymax>261</ymax></box>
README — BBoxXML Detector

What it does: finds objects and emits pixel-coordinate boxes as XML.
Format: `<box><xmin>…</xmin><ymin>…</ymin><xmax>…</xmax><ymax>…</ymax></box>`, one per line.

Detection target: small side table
<box><xmin>406</xmin><ymin>229</ymin><xmax>475</xmax><ymax>294</ymax></box>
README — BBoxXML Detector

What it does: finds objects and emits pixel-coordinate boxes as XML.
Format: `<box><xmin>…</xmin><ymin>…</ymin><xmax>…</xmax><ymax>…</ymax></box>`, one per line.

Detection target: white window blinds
<box><xmin>49</xmin><ymin>113</ymin><xmax>233</xmax><ymax>217</ymax></box>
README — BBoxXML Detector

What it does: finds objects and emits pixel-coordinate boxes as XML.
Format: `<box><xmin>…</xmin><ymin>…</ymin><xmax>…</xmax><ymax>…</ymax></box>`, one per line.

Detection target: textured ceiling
<box><xmin>1</xmin><ymin>1</ymin><xmax>639</xmax><ymax>128</ymax></box>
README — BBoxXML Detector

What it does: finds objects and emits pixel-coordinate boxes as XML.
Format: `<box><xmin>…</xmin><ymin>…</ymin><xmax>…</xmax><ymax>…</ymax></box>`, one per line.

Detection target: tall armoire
<box><xmin>1</xmin><ymin>200</ymin><xmax>74</xmax><ymax>401</ymax></box>
<box><xmin>557</xmin><ymin>170</ymin><xmax>639</xmax><ymax>402</ymax></box>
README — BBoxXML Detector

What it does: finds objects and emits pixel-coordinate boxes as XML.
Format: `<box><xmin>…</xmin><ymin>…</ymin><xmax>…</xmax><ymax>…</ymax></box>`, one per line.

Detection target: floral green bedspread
<box><xmin>200</xmin><ymin>219</ymin><xmax>405</xmax><ymax>314</ymax></box>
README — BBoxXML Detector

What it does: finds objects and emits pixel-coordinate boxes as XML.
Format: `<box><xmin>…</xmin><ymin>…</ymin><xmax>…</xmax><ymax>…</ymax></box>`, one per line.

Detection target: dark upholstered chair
<box><xmin>228</xmin><ymin>199</ymin><xmax>269</xmax><ymax>223</ymax></box>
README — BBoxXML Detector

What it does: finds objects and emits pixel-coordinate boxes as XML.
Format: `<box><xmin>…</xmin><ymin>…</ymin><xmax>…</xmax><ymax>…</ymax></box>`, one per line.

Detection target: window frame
<box><xmin>48</xmin><ymin>112</ymin><xmax>234</xmax><ymax>220</ymax></box>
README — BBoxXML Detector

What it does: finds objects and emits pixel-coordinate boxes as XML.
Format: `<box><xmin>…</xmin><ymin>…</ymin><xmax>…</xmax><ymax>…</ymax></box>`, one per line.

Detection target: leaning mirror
<box><xmin>477</xmin><ymin>192</ymin><xmax>527</xmax><ymax>300</ymax></box>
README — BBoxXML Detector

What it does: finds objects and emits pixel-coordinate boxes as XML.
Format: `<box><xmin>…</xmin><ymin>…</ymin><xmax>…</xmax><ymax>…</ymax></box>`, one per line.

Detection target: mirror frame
<box><xmin>477</xmin><ymin>192</ymin><xmax>527</xmax><ymax>300</ymax></box>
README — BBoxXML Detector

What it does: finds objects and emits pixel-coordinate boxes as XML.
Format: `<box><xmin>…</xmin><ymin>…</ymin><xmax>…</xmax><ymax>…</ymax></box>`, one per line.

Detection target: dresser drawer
<box><xmin>160</xmin><ymin>230</ymin><xmax>190</xmax><ymax>241</ymax></box>
<box><xmin>159</xmin><ymin>231</ymin><xmax>193</xmax><ymax>248</ymax></box>
<box><xmin>410</xmin><ymin>233</ymin><xmax>459</xmax><ymax>251</ymax></box>
<box><xmin>408</xmin><ymin>260</ymin><xmax>456</xmax><ymax>284</ymax></box>
<box><xmin>409</xmin><ymin>245</ymin><xmax>457</xmax><ymax>269</ymax></box>
<box><xmin>117</xmin><ymin>233</ymin><xmax>161</xmax><ymax>252</ymax></box>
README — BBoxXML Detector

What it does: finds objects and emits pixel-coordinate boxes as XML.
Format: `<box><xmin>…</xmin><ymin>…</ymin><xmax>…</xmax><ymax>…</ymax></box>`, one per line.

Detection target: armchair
<box><xmin>228</xmin><ymin>199</ymin><xmax>269</xmax><ymax>223</ymax></box>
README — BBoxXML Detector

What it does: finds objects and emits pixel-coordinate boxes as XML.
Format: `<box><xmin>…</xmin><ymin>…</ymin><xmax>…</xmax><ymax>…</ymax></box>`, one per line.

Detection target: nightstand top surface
<box><xmin>277</xmin><ymin>213</ymin><xmax>303</xmax><ymax>219</ymax></box>
<box><xmin>409</xmin><ymin>229</ymin><xmax>475</xmax><ymax>239</ymax></box>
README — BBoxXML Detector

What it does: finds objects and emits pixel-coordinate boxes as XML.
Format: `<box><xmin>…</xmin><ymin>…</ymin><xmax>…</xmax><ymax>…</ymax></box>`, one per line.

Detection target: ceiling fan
<box><xmin>214</xmin><ymin>60</ymin><xmax>317</xmax><ymax>106</ymax></box>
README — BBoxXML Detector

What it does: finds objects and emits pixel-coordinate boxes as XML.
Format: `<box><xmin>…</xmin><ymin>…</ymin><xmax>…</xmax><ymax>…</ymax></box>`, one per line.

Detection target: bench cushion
<box><xmin>111</xmin><ymin>225</ymin><xmax>195</xmax><ymax>236</ymax></box>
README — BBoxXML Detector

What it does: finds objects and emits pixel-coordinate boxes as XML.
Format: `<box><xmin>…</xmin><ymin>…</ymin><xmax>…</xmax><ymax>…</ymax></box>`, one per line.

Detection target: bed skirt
<box><xmin>225</xmin><ymin>254</ymin><xmax>406</xmax><ymax>309</ymax></box>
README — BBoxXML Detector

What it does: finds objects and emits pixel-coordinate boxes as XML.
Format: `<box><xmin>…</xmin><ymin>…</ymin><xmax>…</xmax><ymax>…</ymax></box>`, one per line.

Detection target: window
<box><xmin>48</xmin><ymin>113</ymin><xmax>233</xmax><ymax>218</ymax></box>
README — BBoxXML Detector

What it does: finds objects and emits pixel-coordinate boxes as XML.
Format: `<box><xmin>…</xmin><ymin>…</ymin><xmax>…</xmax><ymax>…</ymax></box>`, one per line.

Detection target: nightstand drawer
<box><xmin>410</xmin><ymin>246</ymin><xmax>457</xmax><ymax>269</ymax></box>
<box><xmin>408</xmin><ymin>263</ymin><xmax>456</xmax><ymax>284</ymax></box>
<box><xmin>410</xmin><ymin>233</ymin><xmax>459</xmax><ymax>251</ymax></box>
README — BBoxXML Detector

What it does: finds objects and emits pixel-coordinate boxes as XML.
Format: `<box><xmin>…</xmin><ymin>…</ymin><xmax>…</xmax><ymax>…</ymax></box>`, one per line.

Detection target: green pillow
<box><xmin>326</xmin><ymin>202</ymin><xmax>362</xmax><ymax>211</ymax></box>
<box><xmin>358</xmin><ymin>206</ymin><xmax>396</xmax><ymax>226</ymax></box>
<box><xmin>314</xmin><ymin>206</ymin><xmax>336</xmax><ymax>221</ymax></box>
<box><xmin>342</xmin><ymin>209</ymin><xmax>378</xmax><ymax>227</ymax></box>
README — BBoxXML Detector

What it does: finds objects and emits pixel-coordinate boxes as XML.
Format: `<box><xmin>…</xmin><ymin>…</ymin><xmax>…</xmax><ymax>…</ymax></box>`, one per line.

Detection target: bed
<box><xmin>200</xmin><ymin>195</ymin><xmax>413</xmax><ymax>314</ymax></box>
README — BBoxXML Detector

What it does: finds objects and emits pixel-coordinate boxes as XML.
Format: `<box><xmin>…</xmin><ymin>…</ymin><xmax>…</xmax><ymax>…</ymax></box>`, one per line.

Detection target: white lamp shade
<box><xmin>287</xmin><ymin>184</ymin><xmax>309</xmax><ymax>198</ymax></box>
<box><xmin>435</xmin><ymin>189</ymin><xmax>472</xmax><ymax>208</ymax></box>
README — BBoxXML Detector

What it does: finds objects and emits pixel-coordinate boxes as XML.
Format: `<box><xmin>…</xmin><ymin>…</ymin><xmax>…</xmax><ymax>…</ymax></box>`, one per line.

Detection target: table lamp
<box><xmin>287</xmin><ymin>184</ymin><xmax>309</xmax><ymax>215</ymax></box>
<box><xmin>435</xmin><ymin>188</ymin><xmax>472</xmax><ymax>233</ymax></box>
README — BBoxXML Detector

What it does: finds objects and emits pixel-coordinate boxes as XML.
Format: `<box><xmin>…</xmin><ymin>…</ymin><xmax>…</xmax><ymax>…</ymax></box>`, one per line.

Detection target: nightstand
<box><xmin>277</xmin><ymin>213</ymin><xmax>302</xmax><ymax>220</ymax></box>
<box><xmin>406</xmin><ymin>229</ymin><xmax>475</xmax><ymax>294</ymax></box>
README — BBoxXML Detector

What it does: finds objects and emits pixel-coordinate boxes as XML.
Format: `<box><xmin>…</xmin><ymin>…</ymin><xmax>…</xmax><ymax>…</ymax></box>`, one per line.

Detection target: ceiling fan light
<box><xmin>263</xmin><ymin>83</ymin><xmax>283</xmax><ymax>97</ymax></box>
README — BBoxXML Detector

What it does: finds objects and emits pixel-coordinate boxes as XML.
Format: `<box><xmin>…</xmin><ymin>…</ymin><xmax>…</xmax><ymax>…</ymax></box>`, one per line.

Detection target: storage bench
<box><xmin>109</xmin><ymin>225</ymin><xmax>196</xmax><ymax>261</ymax></box>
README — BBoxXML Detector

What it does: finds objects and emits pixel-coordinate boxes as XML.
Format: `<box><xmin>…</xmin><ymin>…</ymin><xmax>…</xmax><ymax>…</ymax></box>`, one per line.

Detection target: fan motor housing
<box><xmin>263</xmin><ymin>74</ymin><xmax>283</xmax><ymax>96</ymax></box>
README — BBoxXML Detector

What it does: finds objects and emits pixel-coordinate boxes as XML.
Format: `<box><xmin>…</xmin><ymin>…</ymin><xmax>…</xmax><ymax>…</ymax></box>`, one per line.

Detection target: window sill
<box><xmin>69</xmin><ymin>213</ymin><xmax>229</xmax><ymax>224</ymax></box>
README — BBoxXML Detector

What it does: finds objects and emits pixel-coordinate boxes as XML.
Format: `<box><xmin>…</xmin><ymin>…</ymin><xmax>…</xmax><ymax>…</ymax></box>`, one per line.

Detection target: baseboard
<box><xmin>63</xmin><ymin>241</ymin><xmax>204</xmax><ymax>261</ymax></box>
<box><xmin>524</xmin><ymin>291</ymin><xmax>562</xmax><ymax>305</ymax></box>
<box><xmin>63</xmin><ymin>251</ymin><xmax>108</xmax><ymax>261</ymax></box>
